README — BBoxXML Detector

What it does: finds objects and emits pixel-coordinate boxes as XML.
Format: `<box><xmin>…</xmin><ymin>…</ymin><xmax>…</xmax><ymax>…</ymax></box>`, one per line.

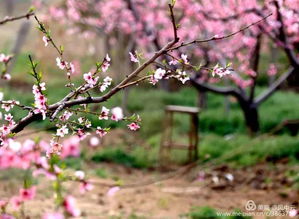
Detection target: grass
<box><xmin>89</xmin><ymin>133</ymin><xmax>299</xmax><ymax>168</ymax></box>
<box><xmin>184</xmin><ymin>206</ymin><xmax>251</xmax><ymax>219</ymax></box>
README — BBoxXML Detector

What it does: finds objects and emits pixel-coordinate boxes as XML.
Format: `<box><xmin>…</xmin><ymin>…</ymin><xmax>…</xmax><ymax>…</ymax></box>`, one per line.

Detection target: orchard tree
<box><xmin>48</xmin><ymin>0</ymin><xmax>299</xmax><ymax>134</ymax></box>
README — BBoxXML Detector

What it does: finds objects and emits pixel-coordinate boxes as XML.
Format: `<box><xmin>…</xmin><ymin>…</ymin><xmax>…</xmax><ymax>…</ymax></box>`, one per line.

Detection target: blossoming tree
<box><xmin>49</xmin><ymin>0</ymin><xmax>299</xmax><ymax>133</ymax></box>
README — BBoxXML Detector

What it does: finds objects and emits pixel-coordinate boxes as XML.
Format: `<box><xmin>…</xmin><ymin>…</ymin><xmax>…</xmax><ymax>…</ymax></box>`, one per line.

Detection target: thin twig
<box><xmin>0</xmin><ymin>12</ymin><xmax>34</xmax><ymax>25</ymax></box>
<box><xmin>167</xmin><ymin>13</ymin><xmax>272</xmax><ymax>51</ymax></box>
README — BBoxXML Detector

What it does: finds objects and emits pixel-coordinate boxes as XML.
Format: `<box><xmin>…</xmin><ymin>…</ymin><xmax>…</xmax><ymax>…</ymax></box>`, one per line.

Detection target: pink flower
<box><xmin>246</xmin><ymin>69</ymin><xmax>257</xmax><ymax>77</ymax></box>
<box><xmin>0</xmin><ymin>54</ymin><xmax>12</xmax><ymax>64</ymax></box>
<box><xmin>169</xmin><ymin>59</ymin><xmax>178</xmax><ymax>65</ymax></box>
<box><xmin>56</xmin><ymin>125</ymin><xmax>69</xmax><ymax>137</ymax></box>
<box><xmin>268</xmin><ymin>64</ymin><xmax>277</xmax><ymax>76</ymax></box>
<box><xmin>46</xmin><ymin>140</ymin><xmax>62</xmax><ymax>157</ymax></box>
<box><xmin>0</xmin><ymin>200</ymin><xmax>8</xmax><ymax>208</ymax></box>
<box><xmin>4</xmin><ymin>114</ymin><xmax>13</xmax><ymax>122</ymax></box>
<box><xmin>61</xmin><ymin>136</ymin><xmax>81</xmax><ymax>158</ymax></box>
<box><xmin>19</xmin><ymin>187</ymin><xmax>36</xmax><ymax>201</ymax></box>
<box><xmin>289</xmin><ymin>209</ymin><xmax>298</xmax><ymax>217</ymax></box>
<box><xmin>212</xmin><ymin>65</ymin><xmax>232</xmax><ymax>78</ymax></box>
<box><xmin>32</xmin><ymin>169</ymin><xmax>56</xmax><ymax>180</ymax></box>
<box><xmin>111</xmin><ymin>107</ymin><xmax>123</xmax><ymax>121</ymax></box>
<box><xmin>75</xmin><ymin>170</ymin><xmax>85</xmax><ymax>180</ymax></box>
<box><xmin>42</xmin><ymin>36</ymin><xmax>49</xmax><ymax>47</ymax></box>
<box><xmin>127</xmin><ymin>122</ymin><xmax>140</xmax><ymax>131</ymax></box>
<box><xmin>149</xmin><ymin>75</ymin><xmax>158</xmax><ymax>85</ymax></box>
<box><xmin>76</xmin><ymin>129</ymin><xmax>90</xmax><ymax>140</ymax></box>
<box><xmin>59</xmin><ymin>111</ymin><xmax>73</xmax><ymax>122</ymax></box>
<box><xmin>100</xmin><ymin>76</ymin><xmax>112</xmax><ymax>92</ymax></box>
<box><xmin>181</xmin><ymin>54</ymin><xmax>189</xmax><ymax>64</ymax></box>
<box><xmin>69</xmin><ymin>62</ymin><xmax>75</xmax><ymax>74</ymax></box>
<box><xmin>107</xmin><ymin>186</ymin><xmax>120</xmax><ymax>197</ymax></box>
<box><xmin>176</xmin><ymin>70</ymin><xmax>190</xmax><ymax>84</ymax></box>
<box><xmin>2</xmin><ymin>74</ymin><xmax>11</xmax><ymax>81</ymax></box>
<box><xmin>96</xmin><ymin>127</ymin><xmax>107</xmax><ymax>138</ymax></box>
<box><xmin>129</xmin><ymin>52</ymin><xmax>139</xmax><ymax>63</ymax></box>
<box><xmin>98</xmin><ymin>106</ymin><xmax>109</xmax><ymax>120</ymax></box>
<box><xmin>89</xmin><ymin>137</ymin><xmax>100</xmax><ymax>147</ymax></box>
<box><xmin>79</xmin><ymin>182</ymin><xmax>93</xmax><ymax>193</ymax></box>
<box><xmin>101</xmin><ymin>54</ymin><xmax>111</xmax><ymax>72</ymax></box>
<box><xmin>39</xmin><ymin>82</ymin><xmax>46</xmax><ymax>91</ymax></box>
<box><xmin>56</xmin><ymin>57</ymin><xmax>67</xmax><ymax>70</ymax></box>
<box><xmin>10</xmin><ymin>196</ymin><xmax>23</xmax><ymax>210</ymax></box>
<box><xmin>42</xmin><ymin>212</ymin><xmax>64</xmax><ymax>219</ymax></box>
<box><xmin>83</xmin><ymin>72</ymin><xmax>98</xmax><ymax>87</ymax></box>
<box><xmin>154</xmin><ymin>68</ymin><xmax>166</xmax><ymax>80</ymax></box>
<box><xmin>0</xmin><ymin>214</ymin><xmax>15</xmax><ymax>219</ymax></box>
<box><xmin>63</xmin><ymin>196</ymin><xmax>81</xmax><ymax>217</ymax></box>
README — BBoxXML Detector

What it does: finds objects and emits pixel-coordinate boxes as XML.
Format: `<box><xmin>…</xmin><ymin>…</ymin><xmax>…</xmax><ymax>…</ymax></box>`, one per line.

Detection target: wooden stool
<box><xmin>160</xmin><ymin>105</ymin><xmax>200</xmax><ymax>164</ymax></box>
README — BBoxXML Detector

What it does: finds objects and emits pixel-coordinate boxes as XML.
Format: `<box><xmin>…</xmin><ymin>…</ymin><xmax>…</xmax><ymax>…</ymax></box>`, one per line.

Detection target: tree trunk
<box><xmin>239</xmin><ymin>100</ymin><xmax>260</xmax><ymax>134</ymax></box>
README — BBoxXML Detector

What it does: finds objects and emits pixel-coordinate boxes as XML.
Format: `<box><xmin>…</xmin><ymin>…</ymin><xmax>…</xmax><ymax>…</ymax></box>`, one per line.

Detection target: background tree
<box><xmin>49</xmin><ymin>0</ymin><xmax>299</xmax><ymax>134</ymax></box>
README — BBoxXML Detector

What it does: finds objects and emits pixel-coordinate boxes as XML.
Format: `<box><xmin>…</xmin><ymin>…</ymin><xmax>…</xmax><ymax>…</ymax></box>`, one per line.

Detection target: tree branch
<box><xmin>0</xmin><ymin>12</ymin><xmax>34</xmax><ymax>25</ymax></box>
<box><xmin>255</xmin><ymin>67</ymin><xmax>295</xmax><ymax>106</ymax></box>
<box><xmin>273</xmin><ymin>1</ymin><xmax>299</xmax><ymax>67</ymax></box>
<box><xmin>190</xmin><ymin>75</ymin><xmax>244</xmax><ymax>100</ymax></box>
<box><xmin>167</xmin><ymin>13</ymin><xmax>272</xmax><ymax>51</ymax></box>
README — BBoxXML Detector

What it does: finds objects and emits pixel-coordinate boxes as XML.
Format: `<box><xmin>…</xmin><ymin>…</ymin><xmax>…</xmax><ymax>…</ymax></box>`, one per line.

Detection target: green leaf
<box><xmin>28</xmin><ymin>6</ymin><xmax>35</xmax><ymax>13</ymax></box>
<box><xmin>59</xmin><ymin>45</ymin><xmax>64</xmax><ymax>54</ymax></box>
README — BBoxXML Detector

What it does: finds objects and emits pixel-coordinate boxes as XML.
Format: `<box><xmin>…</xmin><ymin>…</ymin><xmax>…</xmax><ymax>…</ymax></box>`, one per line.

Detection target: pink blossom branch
<box><xmin>11</xmin><ymin>7</ymin><xmax>180</xmax><ymax>134</ymax></box>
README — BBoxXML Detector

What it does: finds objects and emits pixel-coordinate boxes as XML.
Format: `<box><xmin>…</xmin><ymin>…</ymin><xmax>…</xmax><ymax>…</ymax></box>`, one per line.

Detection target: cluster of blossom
<box><xmin>0</xmin><ymin>93</ymin><xmax>20</xmax><ymax>146</ymax></box>
<box><xmin>149</xmin><ymin>53</ymin><xmax>191</xmax><ymax>85</ymax></box>
<box><xmin>0</xmin><ymin>135</ymin><xmax>96</xmax><ymax>218</ymax></box>
<box><xmin>0</xmin><ymin>53</ymin><xmax>12</xmax><ymax>64</ymax></box>
<box><xmin>211</xmin><ymin>65</ymin><xmax>234</xmax><ymax>78</ymax></box>
<box><xmin>32</xmin><ymin>82</ymin><xmax>47</xmax><ymax>120</ymax></box>
<box><xmin>0</xmin><ymin>186</ymin><xmax>36</xmax><ymax>215</ymax></box>
<box><xmin>0</xmin><ymin>53</ymin><xmax>13</xmax><ymax>80</ymax></box>
<box><xmin>56</xmin><ymin>57</ymin><xmax>75</xmax><ymax>77</ymax></box>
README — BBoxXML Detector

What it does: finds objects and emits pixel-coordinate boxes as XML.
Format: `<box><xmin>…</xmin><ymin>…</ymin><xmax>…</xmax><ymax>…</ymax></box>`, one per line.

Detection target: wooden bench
<box><xmin>160</xmin><ymin>105</ymin><xmax>200</xmax><ymax>164</ymax></box>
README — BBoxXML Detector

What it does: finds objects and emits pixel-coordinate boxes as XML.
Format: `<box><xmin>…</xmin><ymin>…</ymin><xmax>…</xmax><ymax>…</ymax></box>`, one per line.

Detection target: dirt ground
<box><xmin>0</xmin><ymin>161</ymin><xmax>298</xmax><ymax>219</ymax></box>
<box><xmin>0</xmin><ymin>130</ymin><xmax>297</xmax><ymax>218</ymax></box>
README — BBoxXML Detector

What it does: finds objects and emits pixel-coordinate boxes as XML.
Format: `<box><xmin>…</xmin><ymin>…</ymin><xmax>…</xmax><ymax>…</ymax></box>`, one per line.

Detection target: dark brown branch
<box><xmin>249</xmin><ymin>34</ymin><xmax>262</xmax><ymax>102</ymax></box>
<box><xmin>198</xmin><ymin>8</ymin><xmax>262</xmax><ymax>22</ymax></box>
<box><xmin>191</xmin><ymin>75</ymin><xmax>244</xmax><ymax>99</ymax></box>
<box><xmin>168</xmin><ymin>13</ymin><xmax>272</xmax><ymax>51</ymax></box>
<box><xmin>168</xmin><ymin>4</ymin><xmax>179</xmax><ymax>42</ymax></box>
<box><xmin>273</xmin><ymin>1</ymin><xmax>299</xmax><ymax>67</ymax></box>
<box><xmin>255</xmin><ymin>67</ymin><xmax>295</xmax><ymax>106</ymax></box>
<box><xmin>0</xmin><ymin>12</ymin><xmax>34</xmax><ymax>25</ymax></box>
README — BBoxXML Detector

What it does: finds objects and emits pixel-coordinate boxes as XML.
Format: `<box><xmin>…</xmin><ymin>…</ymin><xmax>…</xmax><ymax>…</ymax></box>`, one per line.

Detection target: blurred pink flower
<box><xmin>107</xmin><ymin>186</ymin><xmax>120</xmax><ymax>197</ymax></box>
<box><xmin>43</xmin><ymin>212</ymin><xmax>64</xmax><ymax>219</ymax></box>
<box><xmin>19</xmin><ymin>186</ymin><xmax>36</xmax><ymax>201</ymax></box>
<box><xmin>63</xmin><ymin>196</ymin><xmax>81</xmax><ymax>217</ymax></box>
<box><xmin>111</xmin><ymin>107</ymin><xmax>124</xmax><ymax>121</ymax></box>
<box><xmin>128</xmin><ymin>122</ymin><xmax>140</xmax><ymax>131</ymax></box>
